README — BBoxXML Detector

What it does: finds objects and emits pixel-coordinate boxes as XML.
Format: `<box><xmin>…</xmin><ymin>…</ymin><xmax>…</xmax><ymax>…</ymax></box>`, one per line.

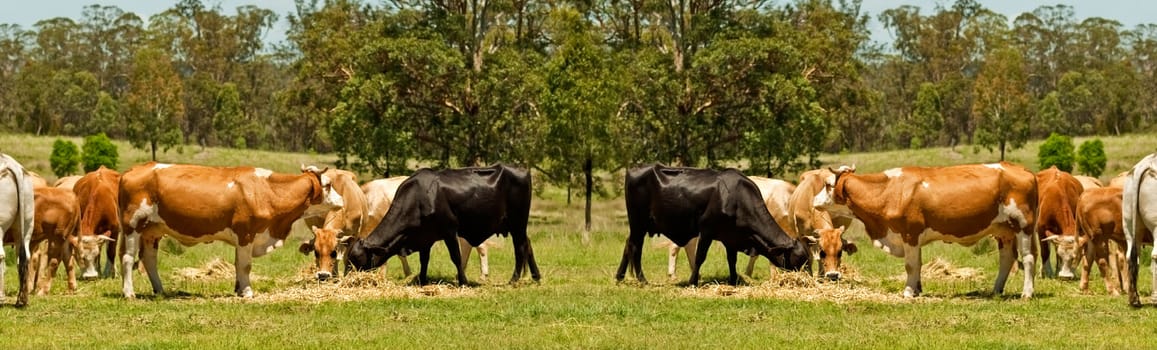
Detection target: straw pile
<box><xmin>173</xmin><ymin>258</ymin><xmax>256</xmax><ymax>282</ymax></box>
<box><xmin>677</xmin><ymin>265</ymin><xmax>942</xmax><ymax>304</ymax></box>
<box><xmin>222</xmin><ymin>267</ymin><xmax>478</xmax><ymax>304</ymax></box>
<box><xmin>918</xmin><ymin>257</ymin><xmax>982</xmax><ymax>281</ymax></box>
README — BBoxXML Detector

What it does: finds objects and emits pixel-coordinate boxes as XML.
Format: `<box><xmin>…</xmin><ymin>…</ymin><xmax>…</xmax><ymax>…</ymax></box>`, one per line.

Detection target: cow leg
<box><xmin>417</xmin><ymin>247</ymin><xmax>431</xmax><ymax>286</ymax></box>
<box><xmin>234</xmin><ymin>244</ymin><xmax>254</xmax><ymax>297</ymax></box>
<box><xmin>32</xmin><ymin>240</ymin><xmax>48</xmax><ymax>296</ymax></box>
<box><xmin>1109</xmin><ymin>239</ymin><xmax>1125</xmax><ymax>295</ymax></box>
<box><xmin>683</xmin><ymin>236</ymin><xmax>698</xmax><ymax>278</ymax></box>
<box><xmin>120</xmin><ymin>230</ymin><xmax>141</xmax><ymax>298</ymax></box>
<box><xmin>141</xmin><ymin>236</ymin><xmax>164</xmax><ymax>296</ymax></box>
<box><xmin>63</xmin><ymin>239</ymin><xmax>76</xmax><ymax>293</ymax></box>
<box><xmin>726</xmin><ymin>246</ymin><xmax>739</xmax><ymax>285</ymax></box>
<box><xmin>102</xmin><ymin>236</ymin><xmax>116</xmax><ymax>278</ymax></box>
<box><xmin>398</xmin><ymin>254</ymin><xmax>412</xmax><ymax>277</ymax></box>
<box><xmin>1040</xmin><ymin>240</ymin><xmax>1054</xmax><ymax>278</ymax></box>
<box><xmin>667</xmin><ymin>244</ymin><xmax>679</xmax><ymax>280</ymax></box>
<box><xmin>512</xmin><ymin>230</ymin><xmax>541</xmax><ymax>283</ymax></box>
<box><xmin>39</xmin><ymin>238</ymin><xmax>67</xmax><ymax>295</ymax></box>
<box><xmin>616</xmin><ymin>227</ymin><xmax>647</xmax><ymax>284</ymax></box>
<box><xmin>1015</xmin><ymin>231</ymin><xmax>1036</xmax><ymax>298</ymax></box>
<box><xmin>743</xmin><ymin>250</ymin><xmax>758</xmax><ymax>278</ymax></box>
<box><xmin>902</xmin><ymin>243</ymin><xmax>922</xmax><ymax>297</ymax></box>
<box><xmin>1150</xmin><ymin>246</ymin><xmax>1157</xmax><ymax>300</ymax></box>
<box><xmin>1094</xmin><ymin>240</ymin><xmax>1120</xmax><ymax>295</ymax></box>
<box><xmin>478</xmin><ymin>244</ymin><xmax>489</xmax><ymax>282</ymax></box>
<box><xmin>688</xmin><ymin>235</ymin><xmax>712</xmax><ymax>286</ymax></box>
<box><xmin>456</xmin><ymin>236</ymin><xmax>473</xmax><ymax>281</ymax></box>
<box><xmin>1079</xmin><ymin>237</ymin><xmax>1094</xmax><ymax>293</ymax></box>
<box><xmin>445</xmin><ymin>236</ymin><xmax>468</xmax><ymax>286</ymax></box>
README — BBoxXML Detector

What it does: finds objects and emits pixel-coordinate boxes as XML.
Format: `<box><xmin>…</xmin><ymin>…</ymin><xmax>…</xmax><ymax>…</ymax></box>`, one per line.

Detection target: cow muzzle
<box><xmin>316</xmin><ymin>271</ymin><xmax>333</xmax><ymax>282</ymax></box>
<box><xmin>825</xmin><ymin>271</ymin><xmax>842</xmax><ymax>281</ymax></box>
<box><xmin>82</xmin><ymin>265</ymin><xmax>100</xmax><ymax>280</ymax></box>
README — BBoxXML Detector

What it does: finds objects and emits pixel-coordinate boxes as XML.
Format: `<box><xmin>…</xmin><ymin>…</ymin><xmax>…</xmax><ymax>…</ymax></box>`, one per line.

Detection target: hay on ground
<box><xmin>223</xmin><ymin>267</ymin><xmax>477</xmax><ymax>303</ymax></box>
<box><xmin>913</xmin><ymin>257</ymin><xmax>983</xmax><ymax>281</ymax></box>
<box><xmin>678</xmin><ymin>268</ymin><xmax>941</xmax><ymax>304</ymax></box>
<box><xmin>173</xmin><ymin>258</ymin><xmax>249</xmax><ymax>282</ymax></box>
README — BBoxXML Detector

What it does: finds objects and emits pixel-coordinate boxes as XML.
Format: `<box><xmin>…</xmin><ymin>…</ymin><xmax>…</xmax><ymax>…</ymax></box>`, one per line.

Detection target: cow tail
<box><xmin>9</xmin><ymin>162</ymin><xmax>32</xmax><ymax>306</ymax></box>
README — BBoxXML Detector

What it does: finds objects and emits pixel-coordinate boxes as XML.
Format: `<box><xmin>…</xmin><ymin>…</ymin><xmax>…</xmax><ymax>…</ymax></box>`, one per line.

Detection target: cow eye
<box><xmin>330</xmin><ymin>251</ymin><xmax>338</xmax><ymax>258</ymax></box>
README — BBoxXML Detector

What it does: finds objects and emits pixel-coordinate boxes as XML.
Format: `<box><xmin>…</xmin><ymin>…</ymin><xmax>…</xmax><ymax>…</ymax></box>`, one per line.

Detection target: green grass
<box><xmin>2</xmin><ymin>132</ymin><xmax>1157</xmax><ymax>349</ymax></box>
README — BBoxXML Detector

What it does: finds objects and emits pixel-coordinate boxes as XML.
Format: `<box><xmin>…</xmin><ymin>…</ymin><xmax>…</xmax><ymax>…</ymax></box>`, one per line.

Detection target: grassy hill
<box><xmin>2</xmin><ymin>132</ymin><xmax>1157</xmax><ymax>348</ymax></box>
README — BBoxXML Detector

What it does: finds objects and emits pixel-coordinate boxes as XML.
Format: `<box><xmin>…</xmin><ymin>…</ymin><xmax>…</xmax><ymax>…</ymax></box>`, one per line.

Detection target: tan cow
<box><xmin>787</xmin><ymin>169</ymin><xmax>859</xmax><ymax>281</ymax></box>
<box><xmin>661</xmin><ymin>176</ymin><xmax>794</xmax><ymax>280</ymax></box>
<box><xmin>52</xmin><ymin>175</ymin><xmax>82</xmax><ymax>190</ymax></box>
<box><xmin>26</xmin><ymin>171</ymin><xmax>48</xmax><ymax>188</ymax></box>
<box><xmin>72</xmin><ymin>166</ymin><xmax>120</xmax><ymax>279</ymax></box>
<box><xmin>28</xmin><ymin>187</ymin><xmax>79</xmax><ymax>295</ymax></box>
<box><xmin>1076</xmin><ymin>187</ymin><xmax>1128</xmax><ymax>295</ymax></box>
<box><xmin>1109</xmin><ymin>171</ymin><xmax>1129</xmax><ymax>189</ymax></box>
<box><xmin>297</xmin><ymin>169</ymin><xmax>368</xmax><ymax>281</ymax></box>
<box><xmin>118</xmin><ymin>163</ymin><xmax>343</xmax><ymax>298</ymax></box>
<box><xmin>1036</xmin><ymin>167</ymin><xmax>1084</xmax><ymax>279</ymax></box>
<box><xmin>814</xmin><ymin>163</ymin><xmax>1038</xmax><ymax>298</ymax></box>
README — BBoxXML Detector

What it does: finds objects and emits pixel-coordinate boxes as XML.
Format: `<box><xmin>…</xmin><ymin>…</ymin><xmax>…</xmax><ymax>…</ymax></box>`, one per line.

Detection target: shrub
<box><xmin>50</xmin><ymin>139</ymin><xmax>81</xmax><ymax>177</ymax></box>
<box><xmin>1038</xmin><ymin>133</ymin><xmax>1075</xmax><ymax>172</ymax></box>
<box><xmin>1076</xmin><ymin>139</ymin><xmax>1107</xmax><ymax>178</ymax></box>
<box><xmin>82</xmin><ymin>133</ymin><xmax>119</xmax><ymax>173</ymax></box>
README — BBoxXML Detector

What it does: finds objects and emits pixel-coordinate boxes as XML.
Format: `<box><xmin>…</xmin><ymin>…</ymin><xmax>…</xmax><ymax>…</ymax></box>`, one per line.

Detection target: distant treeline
<box><xmin>1</xmin><ymin>0</ymin><xmax>1155</xmax><ymax>186</ymax></box>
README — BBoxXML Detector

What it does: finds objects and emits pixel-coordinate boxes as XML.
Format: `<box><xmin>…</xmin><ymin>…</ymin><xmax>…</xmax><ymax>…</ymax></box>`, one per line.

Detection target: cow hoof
<box><xmin>237</xmin><ymin>287</ymin><xmax>254</xmax><ymax>298</ymax></box>
<box><xmin>902</xmin><ymin>287</ymin><xmax>919</xmax><ymax>298</ymax></box>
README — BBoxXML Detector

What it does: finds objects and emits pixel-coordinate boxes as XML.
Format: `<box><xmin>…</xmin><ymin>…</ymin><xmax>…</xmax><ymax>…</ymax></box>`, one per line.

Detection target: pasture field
<box><xmin>1</xmin><ymin>133</ymin><xmax>1157</xmax><ymax>348</ymax></box>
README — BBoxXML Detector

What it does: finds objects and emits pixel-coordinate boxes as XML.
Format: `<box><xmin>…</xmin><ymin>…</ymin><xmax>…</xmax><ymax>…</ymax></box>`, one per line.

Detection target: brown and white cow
<box><xmin>1076</xmin><ymin>187</ymin><xmax>1128</xmax><ymax>295</ymax></box>
<box><xmin>297</xmin><ymin>169</ymin><xmax>368</xmax><ymax>281</ymax></box>
<box><xmin>0</xmin><ymin>154</ymin><xmax>35</xmax><ymax>307</ymax></box>
<box><xmin>72</xmin><ymin>166</ymin><xmax>121</xmax><ymax>279</ymax></box>
<box><xmin>1073</xmin><ymin>175</ymin><xmax>1103</xmax><ymax>191</ymax></box>
<box><xmin>28</xmin><ymin>187</ymin><xmax>79</xmax><ymax>295</ymax></box>
<box><xmin>1036</xmin><ymin>166</ymin><xmax>1084</xmax><ymax>279</ymax></box>
<box><xmin>118</xmin><ymin>162</ymin><xmax>343</xmax><ymax>298</ymax></box>
<box><xmin>814</xmin><ymin>163</ymin><xmax>1038</xmax><ymax>298</ymax></box>
<box><xmin>52</xmin><ymin>175</ymin><xmax>82</xmax><ymax>190</ymax></box>
<box><xmin>787</xmin><ymin>169</ymin><xmax>859</xmax><ymax>281</ymax></box>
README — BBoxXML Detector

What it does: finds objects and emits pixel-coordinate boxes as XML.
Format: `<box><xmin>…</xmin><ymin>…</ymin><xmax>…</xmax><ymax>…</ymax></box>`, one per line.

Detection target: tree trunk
<box><xmin>583</xmin><ymin>157</ymin><xmax>593</xmax><ymax>244</ymax></box>
<box><xmin>999</xmin><ymin>140</ymin><xmax>1006</xmax><ymax>161</ymax></box>
<box><xmin>566</xmin><ymin>175</ymin><xmax>572</xmax><ymax>206</ymax></box>
<box><xmin>150</xmin><ymin>139</ymin><xmax>158</xmax><ymax>161</ymax></box>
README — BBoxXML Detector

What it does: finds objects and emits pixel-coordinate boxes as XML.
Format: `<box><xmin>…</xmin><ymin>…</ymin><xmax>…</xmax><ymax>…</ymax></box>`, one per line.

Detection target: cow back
<box><xmin>1036</xmin><ymin>167</ymin><xmax>1083</xmax><ymax>237</ymax></box>
<box><xmin>1078</xmin><ymin>187</ymin><xmax>1126</xmax><ymax>242</ymax></box>
<box><xmin>31</xmin><ymin>187</ymin><xmax>79</xmax><ymax>242</ymax></box>
<box><xmin>74</xmin><ymin>167</ymin><xmax>121</xmax><ymax>237</ymax></box>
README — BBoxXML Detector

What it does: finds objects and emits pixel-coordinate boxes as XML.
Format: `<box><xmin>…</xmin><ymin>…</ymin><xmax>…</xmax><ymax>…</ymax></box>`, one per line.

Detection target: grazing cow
<box><xmin>1073</xmin><ymin>175</ymin><xmax>1103</xmax><ymax>191</ymax></box>
<box><xmin>1036</xmin><ymin>166</ymin><xmax>1084</xmax><ymax>279</ymax></box>
<box><xmin>616</xmin><ymin>164</ymin><xmax>809</xmax><ymax>286</ymax></box>
<box><xmin>1123</xmin><ymin>154</ymin><xmax>1157</xmax><ymax>306</ymax></box>
<box><xmin>297</xmin><ymin>169</ymin><xmax>369</xmax><ymax>281</ymax></box>
<box><xmin>0</xmin><ymin>154</ymin><xmax>35</xmax><ymax>307</ymax></box>
<box><xmin>118</xmin><ymin>163</ymin><xmax>344</xmax><ymax>298</ymax></box>
<box><xmin>52</xmin><ymin>175</ymin><xmax>82</xmax><ymax>190</ymax></box>
<box><xmin>664</xmin><ymin>176</ymin><xmax>795</xmax><ymax>280</ymax></box>
<box><xmin>72</xmin><ymin>166</ymin><xmax>121</xmax><ymax>279</ymax></box>
<box><xmin>28</xmin><ymin>187</ymin><xmax>79</xmax><ymax>294</ymax></box>
<box><xmin>787</xmin><ymin>169</ymin><xmax>859</xmax><ymax>281</ymax></box>
<box><xmin>1076</xmin><ymin>187</ymin><xmax>1128</xmax><ymax>295</ymax></box>
<box><xmin>813</xmin><ymin>163</ymin><xmax>1038</xmax><ymax>298</ymax></box>
<box><xmin>346</xmin><ymin>164</ymin><xmax>537</xmax><ymax>286</ymax></box>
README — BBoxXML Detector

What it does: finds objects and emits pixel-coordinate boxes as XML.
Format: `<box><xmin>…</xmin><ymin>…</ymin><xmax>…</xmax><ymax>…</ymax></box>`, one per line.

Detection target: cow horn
<box><xmin>1041</xmin><ymin>235</ymin><xmax>1060</xmax><ymax>242</ymax></box>
<box><xmin>803</xmin><ymin>236</ymin><xmax>819</xmax><ymax>243</ymax></box>
<box><xmin>301</xmin><ymin>163</ymin><xmax>307</xmax><ymax>172</ymax></box>
<box><xmin>339</xmin><ymin>236</ymin><xmax>354</xmax><ymax>243</ymax></box>
<box><xmin>98</xmin><ymin>235</ymin><xmax>116</xmax><ymax>242</ymax></box>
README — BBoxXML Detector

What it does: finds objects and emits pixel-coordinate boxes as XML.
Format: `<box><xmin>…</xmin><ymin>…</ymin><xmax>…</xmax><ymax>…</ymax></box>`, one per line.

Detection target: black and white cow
<box><xmin>346</xmin><ymin>164</ymin><xmax>538</xmax><ymax>285</ymax></box>
<box><xmin>615</xmin><ymin>164</ymin><xmax>810</xmax><ymax>286</ymax></box>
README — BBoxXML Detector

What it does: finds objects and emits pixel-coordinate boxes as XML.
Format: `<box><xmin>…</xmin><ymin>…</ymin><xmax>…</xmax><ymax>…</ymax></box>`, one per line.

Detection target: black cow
<box><xmin>615</xmin><ymin>164</ymin><xmax>810</xmax><ymax>286</ymax></box>
<box><xmin>346</xmin><ymin>164</ymin><xmax>539</xmax><ymax>285</ymax></box>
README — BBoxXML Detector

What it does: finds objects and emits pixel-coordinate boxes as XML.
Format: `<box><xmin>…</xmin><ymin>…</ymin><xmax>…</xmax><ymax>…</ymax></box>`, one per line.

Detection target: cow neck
<box><xmin>835</xmin><ymin>172</ymin><xmax>889</xmax><ymax>217</ymax></box>
<box><xmin>264</xmin><ymin>172</ymin><xmax>322</xmax><ymax>215</ymax></box>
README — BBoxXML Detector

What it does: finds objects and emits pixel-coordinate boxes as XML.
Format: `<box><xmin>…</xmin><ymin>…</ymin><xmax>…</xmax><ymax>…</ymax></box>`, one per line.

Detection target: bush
<box><xmin>82</xmin><ymin>133</ymin><xmax>119</xmax><ymax>173</ymax></box>
<box><xmin>1076</xmin><ymin>139</ymin><xmax>1107</xmax><ymax>177</ymax></box>
<box><xmin>1038</xmin><ymin>133</ymin><xmax>1075</xmax><ymax>172</ymax></box>
<box><xmin>50</xmin><ymin>139</ymin><xmax>81</xmax><ymax>177</ymax></box>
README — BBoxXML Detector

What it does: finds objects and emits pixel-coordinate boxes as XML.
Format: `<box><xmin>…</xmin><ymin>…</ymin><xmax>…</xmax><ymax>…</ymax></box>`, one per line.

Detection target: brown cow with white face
<box><xmin>72</xmin><ymin>166</ymin><xmax>120</xmax><ymax>279</ymax></box>
<box><xmin>28</xmin><ymin>187</ymin><xmax>79</xmax><ymax>294</ymax></box>
<box><xmin>296</xmin><ymin>169</ymin><xmax>368</xmax><ymax>281</ymax></box>
<box><xmin>788</xmin><ymin>169</ymin><xmax>859</xmax><ymax>281</ymax></box>
<box><xmin>118</xmin><ymin>162</ymin><xmax>343</xmax><ymax>298</ymax></box>
<box><xmin>1036</xmin><ymin>166</ymin><xmax>1084</xmax><ymax>279</ymax></box>
<box><xmin>814</xmin><ymin>162</ymin><xmax>1038</xmax><ymax>298</ymax></box>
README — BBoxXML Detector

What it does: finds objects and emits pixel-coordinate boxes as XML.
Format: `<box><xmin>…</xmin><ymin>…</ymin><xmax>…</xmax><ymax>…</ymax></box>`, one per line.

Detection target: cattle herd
<box><xmin>2</xmin><ymin>152</ymin><xmax>1157</xmax><ymax>308</ymax></box>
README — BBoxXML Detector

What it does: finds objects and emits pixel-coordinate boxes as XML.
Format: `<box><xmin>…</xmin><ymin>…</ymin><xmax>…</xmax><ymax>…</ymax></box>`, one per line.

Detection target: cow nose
<box><xmin>825</xmin><ymin>271</ymin><xmax>842</xmax><ymax>281</ymax></box>
<box><xmin>316</xmin><ymin>271</ymin><xmax>332</xmax><ymax>281</ymax></box>
<box><xmin>82</xmin><ymin>266</ymin><xmax>100</xmax><ymax>280</ymax></box>
<box><xmin>1058</xmin><ymin>269</ymin><xmax>1074</xmax><ymax>280</ymax></box>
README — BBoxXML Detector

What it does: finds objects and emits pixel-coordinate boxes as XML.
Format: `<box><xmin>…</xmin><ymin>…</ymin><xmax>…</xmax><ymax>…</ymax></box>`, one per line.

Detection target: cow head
<box><xmin>803</xmin><ymin>226</ymin><xmax>856</xmax><ymax>281</ymax></box>
<box><xmin>813</xmin><ymin>164</ymin><xmax>856</xmax><ymax>210</ymax></box>
<box><xmin>298</xmin><ymin>226</ymin><xmax>356</xmax><ymax>281</ymax></box>
<box><xmin>345</xmin><ymin>237</ymin><xmax>389</xmax><ymax>273</ymax></box>
<box><xmin>1042</xmin><ymin>235</ymin><xmax>1078</xmax><ymax>279</ymax></box>
<box><xmin>301</xmin><ymin>165</ymin><xmax>344</xmax><ymax>217</ymax></box>
<box><xmin>73</xmin><ymin>233</ymin><xmax>115</xmax><ymax>279</ymax></box>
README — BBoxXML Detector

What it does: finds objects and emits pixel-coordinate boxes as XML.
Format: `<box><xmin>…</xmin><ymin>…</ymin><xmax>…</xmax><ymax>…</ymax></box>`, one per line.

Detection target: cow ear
<box><xmin>298</xmin><ymin>240</ymin><xmax>315</xmax><ymax>255</ymax></box>
<box><xmin>843</xmin><ymin>240</ymin><xmax>858</xmax><ymax>255</ymax></box>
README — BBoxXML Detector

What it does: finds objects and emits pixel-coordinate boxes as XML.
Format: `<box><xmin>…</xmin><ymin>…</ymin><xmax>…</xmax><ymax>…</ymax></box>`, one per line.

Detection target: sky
<box><xmin>0</xmin><ymin>1</ymin><xmax>1155</xmax><ymax>46</ymax></box>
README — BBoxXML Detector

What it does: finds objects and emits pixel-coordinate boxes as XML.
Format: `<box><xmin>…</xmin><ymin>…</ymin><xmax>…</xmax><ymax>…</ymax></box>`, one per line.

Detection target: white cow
<box><xmin>0</xmin><ymin>154</ymin><xmax>35</xmax><ymax>307</ymax></box>
<box><xmin>1123</xmin><ymin>154</ymin><xmax>1157</xmax><ymax>306</ymax></box>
